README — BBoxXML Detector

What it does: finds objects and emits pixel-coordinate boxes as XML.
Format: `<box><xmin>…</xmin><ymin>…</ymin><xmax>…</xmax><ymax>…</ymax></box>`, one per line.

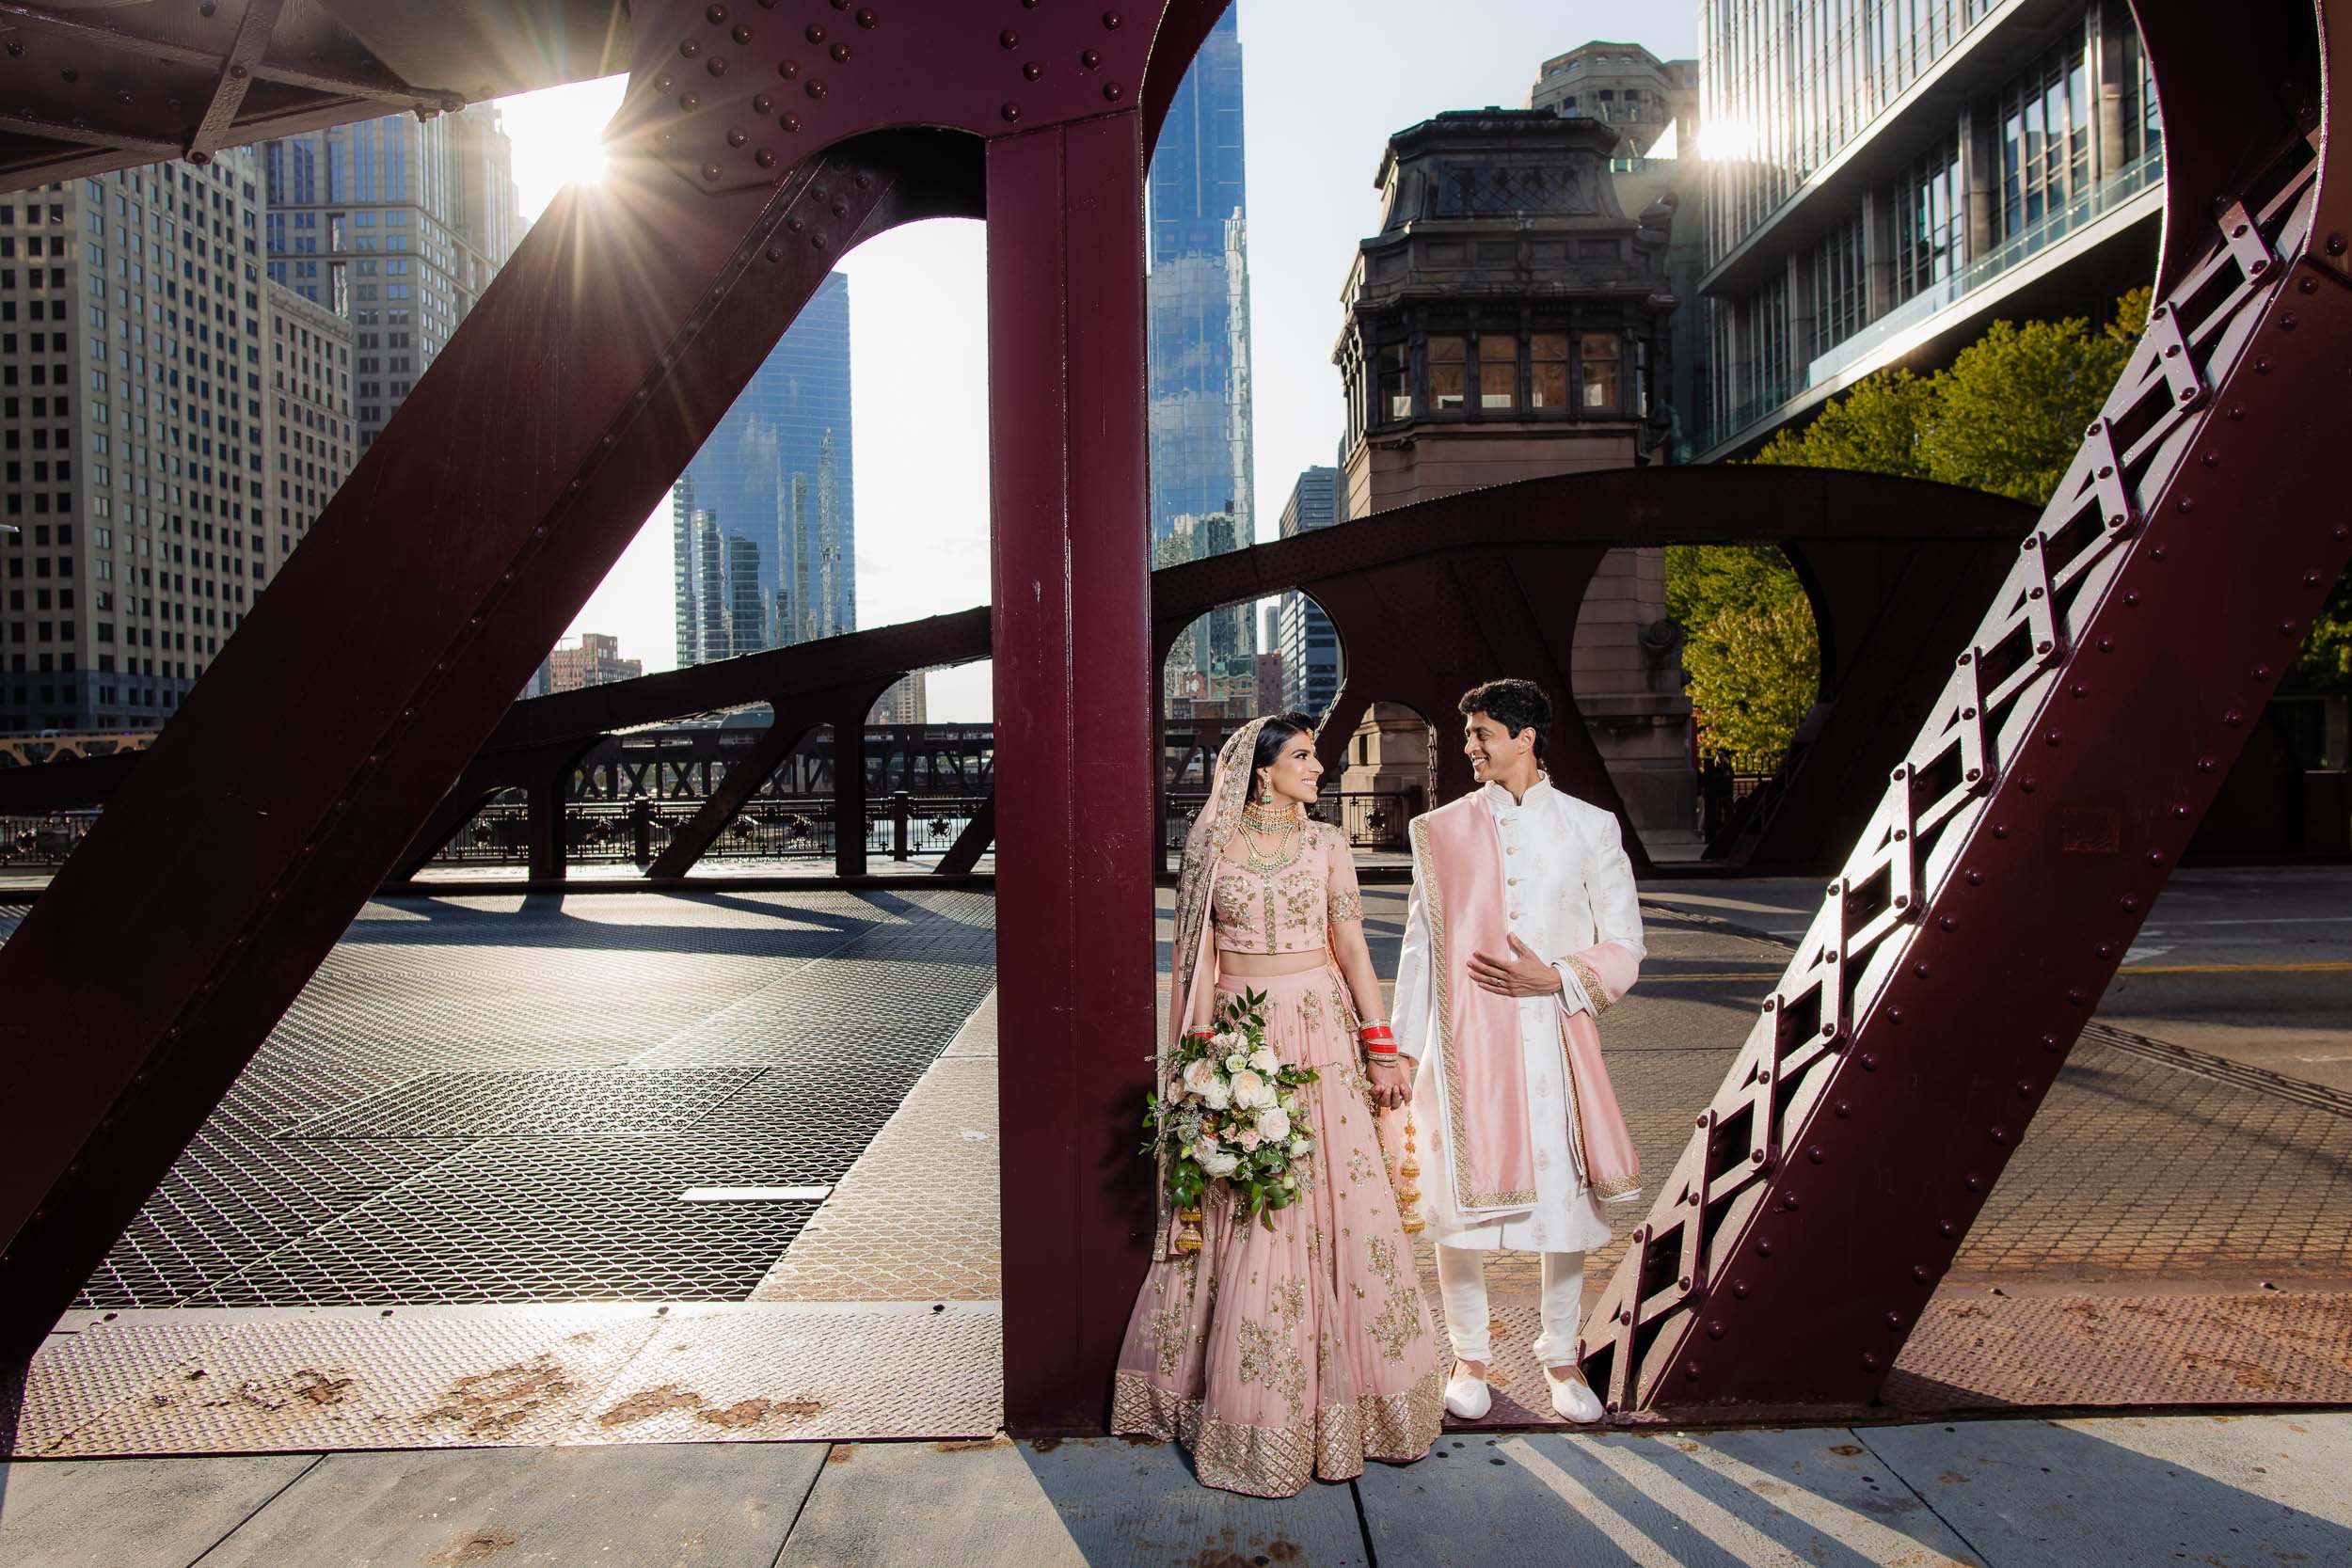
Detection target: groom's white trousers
<box><xmin>1436</xmin><ymin>1244</ymin><xmax>1583</xmax><ymax>1368</ymax></box>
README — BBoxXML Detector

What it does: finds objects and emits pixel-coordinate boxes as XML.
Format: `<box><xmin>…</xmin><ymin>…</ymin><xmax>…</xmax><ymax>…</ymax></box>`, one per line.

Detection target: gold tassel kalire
<box><xmin>1396</xmin><ymin>1111</ymin><xmax>1425</xmax><ymax>1234</ymax></box>
<box><xmin>1174</xmin><ymin>1206</ymin><xmax>1204</xmax><ymax>1254</ymax></box>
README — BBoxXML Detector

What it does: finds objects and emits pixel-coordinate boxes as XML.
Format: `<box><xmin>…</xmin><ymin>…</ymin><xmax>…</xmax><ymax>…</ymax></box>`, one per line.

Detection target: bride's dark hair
<box><xmin>1251</xmin><ymin>713</ymin><xmax>1319</xmax><ymax>785</ymax></box>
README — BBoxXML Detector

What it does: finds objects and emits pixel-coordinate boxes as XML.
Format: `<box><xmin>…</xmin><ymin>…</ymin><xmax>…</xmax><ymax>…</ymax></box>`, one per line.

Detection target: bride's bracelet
<box><xmin>1359</xmin><ymin>1021</ymin><xmax>1398</xmax><ymax>1058</ymax></box>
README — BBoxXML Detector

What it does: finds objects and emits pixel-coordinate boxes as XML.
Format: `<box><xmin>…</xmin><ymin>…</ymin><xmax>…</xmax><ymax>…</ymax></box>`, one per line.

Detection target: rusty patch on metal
<box><xmin>597</xmin><ymin>1385</ymin><xmax>707</xmax><ymax>1427</ymax></box>
<box><xmin>425</xmin><ymin>1356</ymin><xmax>577</xmax><ymax>1433</ymax></box>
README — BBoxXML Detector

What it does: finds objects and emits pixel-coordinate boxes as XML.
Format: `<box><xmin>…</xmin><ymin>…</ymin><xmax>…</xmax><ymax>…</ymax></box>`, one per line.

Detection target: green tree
<box><xmin>1673</xmin><ymin>287</ymin><xmax>2159</xmax><ymax>766</ymax></box>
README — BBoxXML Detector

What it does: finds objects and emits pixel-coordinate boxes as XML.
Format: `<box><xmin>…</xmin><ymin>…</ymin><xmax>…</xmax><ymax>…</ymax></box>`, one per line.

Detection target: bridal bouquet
<box><xmin>1143</xmin><ymin>989</ymin><xmax>1320</xmax><ymax>1248</ymax></box>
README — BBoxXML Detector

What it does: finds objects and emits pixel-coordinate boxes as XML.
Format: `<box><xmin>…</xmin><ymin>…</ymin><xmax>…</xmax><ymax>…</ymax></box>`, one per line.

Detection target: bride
<box><xmin>1111</xmin><ymin>715</ymin><xmax>1444</xmax><ymax>1497</ymax></box>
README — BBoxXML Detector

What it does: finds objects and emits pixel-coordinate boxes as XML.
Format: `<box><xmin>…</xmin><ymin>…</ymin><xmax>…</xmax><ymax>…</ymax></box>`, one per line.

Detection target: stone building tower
<box><xmin>1331</xmin><ymin>109</ymin><xmax>1693</xmax><ymax>849</ymax></box>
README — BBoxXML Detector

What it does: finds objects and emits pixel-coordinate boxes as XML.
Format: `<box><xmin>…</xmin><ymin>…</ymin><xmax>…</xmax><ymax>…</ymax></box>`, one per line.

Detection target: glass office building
<box><xmin>1149</xmin><ymin>6</ymin><xmax>1255</xmax><ymax>674</ymax></box>
<box><xmin>1692</xmin><ymin>1</ymin><xmax>2163</xmax><ymax>458</ymax></box>
<box><xmin>673</xmin><ymin>271</ymin><xmax>854</xmax><ymax>667</ymax></box>
<box><xmin>1276</xmin><ymin>467</ymin><xmax>1343</xmax><ymax>720</ymax></box>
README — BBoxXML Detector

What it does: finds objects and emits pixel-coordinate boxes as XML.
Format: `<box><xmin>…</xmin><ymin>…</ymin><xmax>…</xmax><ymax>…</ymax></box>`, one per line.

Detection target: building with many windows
<box><xmin>261</xmin><ymin>104</ymin><xmax>520</xmax><ymax>451</ymax></box>
<box><xmin>1690</xmin><ymin>1</ymin><xmax>2162</xmax><ymax>459</ymax></box>
<box><xmin>1275</xmin><ymin>465</ymin><xmax>1343</xmax><ymax>721</ymax></box>
<box><xmin>548</xmin><ymin>631</ymin><xmax>643</xmax><ymax>693</ymax></box>
<box><xmin>0</xmin><ymin>153</ymin><xmax>358</xmax><ymax>733</ymax></box>
<box><xmin>671</xmin><ymin>271</ymin><xmax>854</xmax><ymax>668</ymax></box>
<box><xmin>1531</xmin><ymin>41</ymin><xmax>1701</xmax><ymax>158</ymax></box>
<box><xmin>1150</xmin><ymin>5</ymin><xmax>1255</xmax><ymax>691</ymax></box>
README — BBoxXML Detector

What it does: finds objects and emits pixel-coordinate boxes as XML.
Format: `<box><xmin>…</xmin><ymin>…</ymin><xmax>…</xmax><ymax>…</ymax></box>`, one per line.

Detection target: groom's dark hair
<box><xmin>1458</xmin><ymin>678</ymin><xmax>1551</xmax><ymax>758</ymax></box>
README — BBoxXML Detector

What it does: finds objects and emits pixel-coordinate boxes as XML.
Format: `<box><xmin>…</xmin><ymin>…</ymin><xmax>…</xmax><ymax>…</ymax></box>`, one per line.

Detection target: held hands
<box><xmin>1468</xmin><ymin>933</ymin><xmax>1564</xmax><ymax>998</ymax></box>
<box><xmin>1366</xmin><ymin>1054</ymin><xmax>1411</xmax><ymax>1110</ymax></box>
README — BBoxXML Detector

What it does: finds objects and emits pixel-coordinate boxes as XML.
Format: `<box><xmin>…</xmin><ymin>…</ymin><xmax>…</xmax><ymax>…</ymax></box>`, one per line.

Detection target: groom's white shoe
<box><xmin>1545</xmin><ymin>1365</ymin><xmax>1604</xmax><ymax>1424</ymax></box>
<box><xmin>1442</xmin><ymin>1361</ymin><xmax>1492</xmax><ymax>1420</ymax></box>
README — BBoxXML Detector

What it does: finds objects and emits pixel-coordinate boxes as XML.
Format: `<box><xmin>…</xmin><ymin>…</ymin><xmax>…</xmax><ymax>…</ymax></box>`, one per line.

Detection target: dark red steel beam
<box><xmin>1581</xmin><ymin>0</ymin><xmax>2349</xmax><ymax>1414</ymax></box>
<box><xmin>0</xmin><ymin>0</ymin><xmax>1221</xmax><ymax>1377</ymax></box>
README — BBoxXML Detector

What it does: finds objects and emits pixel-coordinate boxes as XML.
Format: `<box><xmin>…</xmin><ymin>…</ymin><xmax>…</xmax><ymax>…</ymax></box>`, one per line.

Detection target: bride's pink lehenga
<box><xmin>1111</xmin><ymin>721</ymin><xmax>1443</xmax><ymax>1497</ymax></box>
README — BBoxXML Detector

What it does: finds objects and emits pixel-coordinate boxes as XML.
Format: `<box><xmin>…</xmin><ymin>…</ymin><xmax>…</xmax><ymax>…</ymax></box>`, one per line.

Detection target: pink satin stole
<box><xmin>1417</xmin><ymin>795</ymin><xmax>1641</xmax><ymax>1214</ymax></box>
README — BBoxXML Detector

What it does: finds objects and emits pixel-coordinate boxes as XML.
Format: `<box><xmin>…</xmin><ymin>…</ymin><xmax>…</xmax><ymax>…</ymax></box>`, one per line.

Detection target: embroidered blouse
<box><xmin>1209</xmin><ymin>818</ymin><xmax>1365</xmax><ymax>954</ymax></box>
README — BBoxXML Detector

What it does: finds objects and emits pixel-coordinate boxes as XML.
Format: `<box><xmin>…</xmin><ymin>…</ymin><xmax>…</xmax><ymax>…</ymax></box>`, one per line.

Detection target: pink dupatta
<box><xmin>1411</xmin><ymin>793</ymin><xmax>1642</xmax><ymax>1216</ymax></box>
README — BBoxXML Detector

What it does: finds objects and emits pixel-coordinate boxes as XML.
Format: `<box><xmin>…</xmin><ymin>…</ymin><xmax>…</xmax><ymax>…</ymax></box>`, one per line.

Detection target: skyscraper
<box><xmin>1276</xmin><ymin>467</ymin><xmax>1343</xmax><ymax>720</ymax></box>
<box><xmin>1150</xmin><ymin>6</ymin><xmax>1253</xmax><ymax>686</ymax></box>
<box><xmin>673</xmin><ymin>272</ymin><xmax>854</xmax><ymax>668</ymax></box>
<box><xmin>261</xmin><ymin>104</ymin><xmax>520</xmax><ymax>451</ymax></box>
<box><xmin>1</xmin><ymin>152</ymin><xmax>358</xmax><ymax>733</ymax></box>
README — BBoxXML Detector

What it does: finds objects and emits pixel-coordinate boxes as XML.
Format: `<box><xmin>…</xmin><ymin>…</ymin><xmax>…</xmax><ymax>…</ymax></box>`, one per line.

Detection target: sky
<box><xmin>501</xmin><ymin>3</ymin><xmax>1702</xmax><ymax>719</ymax></box>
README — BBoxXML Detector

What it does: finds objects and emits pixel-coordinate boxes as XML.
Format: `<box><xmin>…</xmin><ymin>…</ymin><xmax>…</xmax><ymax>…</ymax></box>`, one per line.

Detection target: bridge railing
<box><xmin>427</xmin><ymin>793</ymin><xmax>993</xmax><ymax>869</ymax></box>
<box><xmin>0</xmin><ymin>811</ymin><xmax>102</xmax><ymax>866</ymax></box>
<box><xmin>1162</xmin><ymin>789</ymin><xmax>1421</xmax><ymax>854</ymax></box>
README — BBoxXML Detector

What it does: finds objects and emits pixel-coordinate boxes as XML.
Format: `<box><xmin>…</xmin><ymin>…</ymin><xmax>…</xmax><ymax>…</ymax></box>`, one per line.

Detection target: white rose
<box><xmin>1199</xmin><ymin>1146</ymin><xmax>1240</xmax><ymax>1178</ymax></box>
<box><xmin>1228</xmin><ymin>1069</ymin><xmax>1269</xmax><ymax>1110</ymax></box>
<box><xmin>1180</xmin><ymin>1057</ymin><xmax>1218</xmax><ymax>1097</ymax></box>
<box><xmin>1225</xmin><ymin>1053</ymin><xmax>1248</xmax><ymax>1074</ymax></box>
<box><xmin>1200</xmin><ymin>1078</ymin><xmax>1232</xmax><ymax>1111</ymax></box>
<box><xmin>1248</xmin><ymin>1046</ymin><xmax>1280</xmax><ymax>1075</ymax></box>
<box><xmin>1236</xmin><ymin>1125</ymin><xmax>1262</xmax><ymax>1151</ymax></box>
<box><xmin>1292</xmin><ymin>1136</ymin><xmax>1315</xmax><ymax>1158</ymax></box>
<box><xmin>1257</xmin><ymin>1104</ymin><xmax>1291</xmax><ymax>1142</ymax></box>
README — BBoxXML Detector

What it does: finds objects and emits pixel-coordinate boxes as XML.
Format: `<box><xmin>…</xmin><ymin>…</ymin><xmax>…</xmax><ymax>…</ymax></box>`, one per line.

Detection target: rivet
<box><xmin>1104</xmin><ymin>82</ymin><xmax>1125</xmax><ymax>101</ymax></box>
<box><xmin>765</xmin><ymin>243</ymin><xmax>783</xmax><ymax>260</ymax></box>
<box><xmin>2280</xmin><ymin>312</ymin><xmax>2298</xmax><ymax>331</ymax></box>
<box><xmin>1964</xmin><ymin>1173</ymin><xmax>1983</xmax><ymax>1193</ymax></box>
<box><xmin>2036</xmin><ymin>640</ymin><xmax>2054</xmax><ymax>654</ymax></box>
<box><xmin>2123</xmin><ymin>592</ymin><xmax>2141</xmax><ymax>608</ymax></box>
<box><xmin>2177</xmin><ymin>497</ymin><xmax>2194</xmax><ymax>514</ymax></box>
<box><xmin>2328</xmin><ymin>232</ymin><xmax>2347</xmax><ymax>256</ymax></box>
<box><xmin>1081</xmin><ymin>48</ymin><xmax>1102</xmax><ymax>68</ymax></box>
<box><xmin>1992</xmin><ymin>822</ymin><xmax>2009</xmax><ymax>838</ymax></box>
<box><xmin>706</xmin><ymin>2</ymin><xmax>728</xmax><ymax>20</ymax></box>
<box><xmin>707</xmin><ymin>55</ymin><xmax>730</xmax><ymax>75</ymax></box>
<box><xmin>812</xmin><ymin>231</ymin><xmax>831</xmax><ymax>248</ymax></box>
<box><xmin>1679</xmin><ymin>1275</ymin><xmax>1693</xmax><ymax>1291</ymax></box>
<box><xmin>2300</xmin><ymin>276</ymin><xmax>2321</xmax><ymax>294</ymax></box>
<box><xmin>756</xmin><ymin>149</ymin><xmax>777</xmax><ymax>168</ymax></box>
<box><xmin>1708</xmin><ymin>1320</ymin><xmax>1725</xmax><ymax>1339</ymax></box>
<box><xmin>1990</xmin><ymin>1127</ymin><xmax>2010</xmax><ymax>1147</ymax></box>
<box><xmin>1807</xmin><ymin>1145</ymin><xmax>1825</xmax><ymax>1164</ymax></box>
<box><xmin>805</xmin><ymin>78</ymin><xmax>827</xmax><ymax>98</ymax></box>
<box><xmin>2095</xmin><ymin>942</ymin><xmax>2114</xmax><ymax>960</ymax></box>
<box><xmin>1684</xmin><ymin>1361</ymin><xmax>1703</xmax><ymax>1381</ymax></box>
<box><xmin>857</xmin><ymin>8</ymin><xmax>878</xmax><ymax>26</ymax></box>
<box><xmin>727</xmin><ymin>127</ymin><xmax>748</xmax><ymax>146</ymax></box>
<box><xmin>679</xmin><ymin>91</ymin><xmax>701</xmax><ymax>110</ymax></box>
<box><xmin>805</xmin><ymin>22</ymin><xmax>827</xmax><ymax>41</ymax></box>
<box><xmin>2067</xmin><ymin>986</ymin><xmax>2088</xmax><ymax>1005</ymax></box>
<box><xmin>1000</xmin><ymin>27</ymin><xmax>1020</xmax><ymax>47</ymax></box>
<box><xmin>2304</xmin><ymin>570</ymin><xmax>2325</xmax><ymax>588</ymax></box>
<box><xmin>1913</xmin><ymin>1264</ymin><xmax>1931</xmax><ymax>1283</ymax></box>
<box><xmin>2254</xmin><ymin>664</ymin><xmax>2273</xmax><ymax>682</ymax></box>
<box><xmin>2121</xmin><ymin>895</ymin><xmax>2138</xmax><ymax>911</ymax></box>
<box><xmin>1938</xmin><ymin>1219</ymin><xmax>1957</xmax><ymax>1237</ymax></box>
<box><xmin>2028</xmin><ymin>585</ymin><xmax>2045</xmax><ymax>600</ymax></box>
<box><xmin>1860</xmin><ymin>1053</ymin><xmax>1879</xmax><ymax>1072</ymax></box>
<box><xmin>1963</xmin><ymin>706</ymin><xmax>1979</xmax><ymax>720</ymax></box>
<box><xmin>2151</xmin><ymin>546</ymin><xmax>2168</xmax><ymax>562</ymax></box>
<box><xmin>1862</xmin><ymin>1352</ymin><xmax>1882</xmax><ymax>1370</ymax></box>
<box><xmin>2070</xmin><ymin>683</ymin><xmax>2088</xmax><ymax>699</ymax></box>
<box><xmin>2097</xmin><ymin>637</ymin><xmax>2114</xmax><ymax>653</ymax></box>
<box><xmin>2171</xmin><ymin>803</ymin><xmax>2189</xmax><ymax>820</ymax></box>
<box><xmin>1103</xmin><ymin>8</ymin><xmax>1123</xmax><ymax>25</ymax></box>
<box><xmin>680</xmin><ymin>38</ymin><xmax>704</xmax><ymax>58</ymax></box>
<box><xmin>2223</xmin><ymin>708</ymin><xmax>2243</xmax><ymax>727</ymax></box>
<box><xmin>1023</xmin><ymin>61</ymin><xmax>1043</xmax><ymax>80</ymax></box>
<box><xmin>1732</xmin><ymin>1279</ymin><xmax>1751</xmax><ymax>1298</ymax></box>
<box><xmin>1965</xmin><ymin>868</ymin><xmax>1983</xmax><ymax>885</ymax></box>
<box><xmin>1913</xmin><ymin>960</ymin><xmax>1930</xmax><ymax>978</ymax></box>
<box><xmin>2018</xmin><ymin>774</ymin><xmax>2037</xmax><ymax>794</ymax></box>
<box><xmin>1001</xmin><ymin>102</ymin><xmax>1022</xmax><ymax>122</ymax></box>
<box><xmin>2228</xmin><ymin>404</ymin><xmax>2246</xmax><ymax>420</ymax></box>
<box><xmin>2045</xmin><ymin>729</ymin><xmax>2062</xmax><ymax>747</ymax></box>
<box><xmin>831</xmin><ymin>198</ymin><xmax>849</xmax><ymax>215</ymax></box>
<box><xmin>1939</xmin><ymin>916</ymin><xmax>1958</xmax><ymax>932</ymax></box>
<box><xmin>831</xmin><ymin>41</ymin><xmax>850</xmax><ymax>61</ymax></box>
<box><xmin>734</xmin><ymin>24</ymin><xmax>755</xmax><ymax>42</ymax></box>
<box><xmin>781</xmin><ymin>113</ymin><xmax>802</xmax><ymax>131</ymax></box>
<box><xmin>2023</xmin><ymin>535</ymin><xmax>2040</xmax><ymax>551</ymax></box>
<box><xmin>1750</xmin><ymin>1148</ymin><xmax>1766</xmax><ymax>1164</ymax></box>
<box><xmin>1756</xmin><ymin>1238</ymin><xmax>1774</xmax><ymax>1257</ymax></box>
<box><xmin>1885</xmin><ymin>1311</ymin><xmax>1904</xmax><ymax>1330</ymax></box>
<box><xmin>656</xmin><ymin>73</ymin><xmax>675</xmax><ymax>91</ymax></box>
<box><xmin>754</xmin><ymin>91</ymin><xmax>775</xmax><ymax>112</ymax></box>
<box><xmin>702</xmin><ymin>163</ymin><xmax>722</xmax><ymax>181</ymax></box>
<box><xmin>2017</xmin><ymin>1080</ymin><xmax>2034</xmax><ymax>1098</ymax></box>
<box><xmin>1696</xmin><ymin>1113</ymin><xmax>1708</xmax><ymax>1127</ymax></box>
<box><xmin>1894</xmin><ymin>893</ymin><xmax>1911</xmax><ymax>909</ymax></box>
<box><xmin>1958</xmin><ymin>651</ymin><xmax>1974</xmax><ymax>665</ymax></box>
<box><xmin>787</xmin><ymin>215</ymin><xmax>804</xmax><ymax>231</ymax></box>
<box><xmin>1835</xmin><ymin>1100</ymin><xmax>1851</xmax><ymax>1118</ymax></box>
<box><xmin>2255</xmin><ymin>356</ymin><xmax>2273</xmax><ymax>373</ymax></box>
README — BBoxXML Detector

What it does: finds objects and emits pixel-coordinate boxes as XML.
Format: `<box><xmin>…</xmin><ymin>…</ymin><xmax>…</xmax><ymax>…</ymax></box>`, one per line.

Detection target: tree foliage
<box><xmin>1673</xmin><ymin>289</ymin><xmax>2174</xmax><ymax>766</ymax></box>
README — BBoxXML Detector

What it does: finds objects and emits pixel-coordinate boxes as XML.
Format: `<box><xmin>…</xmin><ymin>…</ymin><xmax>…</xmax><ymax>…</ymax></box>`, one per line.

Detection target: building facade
<box><xmin>1149</xmin><ymin>5</ymin><xmax>1254</xmax><ymax>691</ymax></box>
<box><xmin>870</xmin><ymin>672</ymin><xmax>929</xmax><ymax>727</ymax></box>
<box><xmin>1531</xmin><ymin>41</ymin><xmax>1701</xmax><ymax>157</ymax></box>
<box><xmin>1275</xmin><ymin>465</ymin><xmax>1343</xmax><ymax>721</ymax></box>
<box><xmin>673</xmin><ymin>271</ymin><xmax>854</xmax><ymax>669</ymax></box>
<box><xmin>548</xmin><ymin>631</ymin><xmax>643</xmax><ymax>693</ymax></box>
<box><xmin>261</xmin><ymin>104</ymin><xmax>520</xmax><ymax>452</ymax></box>
<box><xmin>1691</xmin><ymin>1</ymin><xmax>2163</xmax><ymax>459</ymax></box>
<box><xmin>1</xmin><ymin>152</ymin><xmax>364</xmax><ymax>733</ymax></box>
<box><xmin>1334</xmin><ymin>111</ymin><xmax>1692</xmax><ymax>844</ymax></box>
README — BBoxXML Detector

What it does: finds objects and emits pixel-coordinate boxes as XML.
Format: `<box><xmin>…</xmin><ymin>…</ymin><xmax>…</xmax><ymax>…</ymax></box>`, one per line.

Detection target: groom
<box><xmin>1391</xmin><ymin>678</ymin><xmax>1645</xmax><ymax>1424</ymax></box>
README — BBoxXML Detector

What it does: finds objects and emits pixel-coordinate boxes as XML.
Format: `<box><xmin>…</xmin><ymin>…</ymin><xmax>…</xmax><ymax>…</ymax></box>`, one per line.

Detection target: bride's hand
<box><xmin>1366</xmin><ymin>1056</ymin><xmax>1410</xmax><ymax>1110</ymax></box>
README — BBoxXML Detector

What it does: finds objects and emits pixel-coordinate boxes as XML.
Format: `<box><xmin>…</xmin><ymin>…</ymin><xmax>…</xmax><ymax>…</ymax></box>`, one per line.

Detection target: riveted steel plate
<box><xmin>278</xmin><ymin>1067</ymin><xmax>768</xmax><ymax>1140</ymax></box>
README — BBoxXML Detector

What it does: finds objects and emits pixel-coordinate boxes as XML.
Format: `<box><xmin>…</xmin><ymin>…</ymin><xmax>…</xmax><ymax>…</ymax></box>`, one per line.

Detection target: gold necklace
<box><xmin>1239</xmin><ymin>797</ymin><xmax>1293</xmax><ymax>833</ymax></box>
<box><xmin>1239</xmin><ymin>812</ymin><xmax>1302</xmax><ymax>875</ymax></box>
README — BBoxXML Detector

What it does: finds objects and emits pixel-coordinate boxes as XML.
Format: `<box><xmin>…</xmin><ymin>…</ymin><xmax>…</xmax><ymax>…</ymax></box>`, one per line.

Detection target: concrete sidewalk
<box><xmin>5</xmin><ymin>1411</ymin><xmax>2347</xmax><ymax>1566</ymax></box>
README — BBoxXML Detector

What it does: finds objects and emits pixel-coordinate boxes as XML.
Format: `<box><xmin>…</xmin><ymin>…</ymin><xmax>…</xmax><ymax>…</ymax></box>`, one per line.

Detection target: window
<box><xmin>1580</xmin><ymin>332</ymin><xmax>1621</xmax><ymax>411</ymax></box>
<box><xmin>1478</xmin><ymin>336</ymin><xmax>1518</xmax><ymax>410</ymax></box>
<box><xmin>1424</xmin><ymin>335</ymin><xmax>1466</xmax><ymax>412</ymax></box>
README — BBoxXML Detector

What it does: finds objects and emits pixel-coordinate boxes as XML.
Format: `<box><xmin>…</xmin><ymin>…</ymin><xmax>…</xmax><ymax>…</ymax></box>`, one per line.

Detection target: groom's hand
<box><xmin>1468</xmin><ymin>934</ymin><xmax>1565</xmax><ymax>998</ymax></box>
